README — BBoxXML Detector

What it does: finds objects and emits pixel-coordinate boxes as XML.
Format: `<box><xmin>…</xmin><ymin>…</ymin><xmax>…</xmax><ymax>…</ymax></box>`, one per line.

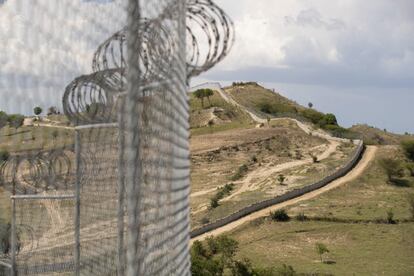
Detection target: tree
<box><xmin>194</xmin><ymin>89</ymin><xmax>213</xmax><ymax>108</ymax></box>
<box><xmin>0</xmin><ymin>111</ymin><xmax>8</xmax><ymax>129</ymax></box>
<box><xmin>204</xmin><ymin>89</ymin><xmax>214</xmax><ymax>106</ymax></box>
<box><xmin>401</xmin><ymin>140</ymin><xmax>414</xmax><ymax>161</ymax></box>
<box><xmin>315</xmin><ymin>243</ymin><xmax>329</xmax><ymax>263</ymax></box>
<box><xmin>308</xmin><ymin>102</ymin><xmax>313</xmax><ymax>109</ymax></box>
<box><xmin>7</xmin><ymin>114</ymin><xmax>25</xmax><ymax>129</ymax></box>
<box><xmin>33</xmin><ymin>106</ymin><xmax>42</xmax><ymax>116</ymax></box>
<box><xmin>379</xmin><ymin>158</ymin><xmax>404</xmax><ymax>183</ymax></box>
<box><xmin>47</xmin><ymin>106</ymin><xmax>59</xmax><ymax>115</ymax></box>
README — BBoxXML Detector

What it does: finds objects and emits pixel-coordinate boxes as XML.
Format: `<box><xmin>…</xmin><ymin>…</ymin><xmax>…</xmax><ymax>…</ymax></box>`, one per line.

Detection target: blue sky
<box><xmin>0</xmin><ymin>0</ymin><xmax>413</xmax><ymax>133</ymax></box>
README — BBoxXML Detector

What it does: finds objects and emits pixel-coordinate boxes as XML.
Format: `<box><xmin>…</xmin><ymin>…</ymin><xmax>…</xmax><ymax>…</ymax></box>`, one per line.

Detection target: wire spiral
<box><xmin>63</xmin><ymin>0</ymin><xmax>234</xmax><ymax>125</ymax></box>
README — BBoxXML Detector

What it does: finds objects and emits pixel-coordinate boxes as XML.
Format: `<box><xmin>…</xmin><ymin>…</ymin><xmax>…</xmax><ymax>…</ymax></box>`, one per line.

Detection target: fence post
<box><xmin>10</xmin><ymin>197</ymin><xmax>16</xmax><ymax>276</ymax></box>
<box><xmin>74</xmin><ymin>130</ymin><xmax>81</xmax><ymax>275</ymax></box>
<box><xmin>117</xmin><ymin>99</ymin><xmax>125</xmax><ymax>275</ymax></box>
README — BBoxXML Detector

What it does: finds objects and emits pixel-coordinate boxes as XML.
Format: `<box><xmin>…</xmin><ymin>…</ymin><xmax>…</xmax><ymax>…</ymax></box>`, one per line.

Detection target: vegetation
<box><xmin>210</xmin><ymin>184</ymin><xmax>235</xmax><ymax>209</ymax></box>
<box><xmin>47</xmin><ymin>106</ymin><xmax>59</xmax><ymax>115</ymax></box>
<box><xmin>0</xmin><ymin>150</ymin><xmax>9</xmax><ymax>163</ymax></box>
<box><xmin>7</xmin><ymin>114</ymin><xmax>25</xmax><ymax>129</ymax></box>
<box><xmin>378</xmin><ymin>158</ymin><xmax>405</xmax><ymax>184</ymax></box>
<box><xmin>270</xmin><ymin>209</ymin><xmax>290</xmax><ymax>222</ymax></box>
<box><xmin>227</xmin><ymin>147</ymin><xmax>414</xmax><ymax>275</ymax></box>
<box><xmin>194</xmin><ymin>88</ymin><xmax>214</xmax><ymax>108</ymax></box>
<box><xmin>191</xmin><ymin>235</ymin><xmax>298</xmax><ymax>276</ymax></box>
<box><xmin>231</xmin><ymin>164</ymin><xmax>248</xmax><ymax>181</ymax></box>
<box><xmin>277</xmin><ymin>174</ymin><xmax>286</xmax><ymax>185</ymax></box>
<box><xmin>401</xmin><ymin>140</ymin><xmax>414</xmax><ymax>161</ymax></box>
<box><xmin>315</xmin><ymin>243</ymin><xmax>330</xmax><ymax>263</ymax></box>
<box><xmin>33</xmin><ymin>106</ymin><xmax>42</xmax><ymax>116</ymax></box>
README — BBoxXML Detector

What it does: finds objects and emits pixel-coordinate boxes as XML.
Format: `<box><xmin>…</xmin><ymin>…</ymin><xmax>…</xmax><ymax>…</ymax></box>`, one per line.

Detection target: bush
<box><xmin>210</xmin><ymin>197</ymin><xmax>219</xmax><ymax>209</ymax></box>
<box><xmin>257</xmin><ymin>102</ymin><xmax>297</xmax><ymax>115</ymax></box>
<box><xmin>401</xmin><ymin>140</ymin><xmax>414</xmax><ymax>161</ymax></box>
<box><xmin>231</xmin><ymin>164</ymin><xmax>248</xmax><ymax>180</ymax></box>
<box><xmin>271</xmin><ymin>209</ymin><xmax>290</xmax><ymax>222</ymax></box>
<box><xmin>0</xmin><ymin>150</ymin><xmax>9</xmax><ymax>163</ymax></box>
<box><xmin>315</xmin><ymin>243</ymin><xmax>329</xmax><ymax>263</ymax></box>
<box><xmin>300</xmin><ymin>109</ymin><xmax>324</xmax><ymax>124</ymax></box>
<box><xmin>277</xmin><ymin>174</ymin><xmax>286</xmax><ymax>185</ymax></box>
<box><xmin>7</xmin><ymin>114</ymin><xmax>25</xmax><ymax>129</ymax></box>
<box><xmin>387</xmin><ymin>210</ymin><xmax>396</xmax><ymax>224</ymax></box>
<box><xmin>379</xmin><ymin>158</ymin><xmax>404</xmax><ymax>183</ymax></box>
<box><xmin>406</xmin><ymin>163</ymin><xmax>414</xmax><ymax>177</ymax></box>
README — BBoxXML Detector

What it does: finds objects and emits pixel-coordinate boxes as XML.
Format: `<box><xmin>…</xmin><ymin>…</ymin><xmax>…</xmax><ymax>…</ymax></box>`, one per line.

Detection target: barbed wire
<box><xmin>63</xmin><ymin>0</ymin><xmax>234</xmax><ymax>125</ymax></box>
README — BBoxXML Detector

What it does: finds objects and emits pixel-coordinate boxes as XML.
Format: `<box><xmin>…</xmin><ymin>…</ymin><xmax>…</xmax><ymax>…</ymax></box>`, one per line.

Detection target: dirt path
<box><xmin>223</xmin><ymin>141</ymin><xmax>339</xmax><ymax>201</ymax></box>
<box><xmin>191</xmin><ymin>146</ymin><xmax>378</xmax><ymax>242</ymax></box>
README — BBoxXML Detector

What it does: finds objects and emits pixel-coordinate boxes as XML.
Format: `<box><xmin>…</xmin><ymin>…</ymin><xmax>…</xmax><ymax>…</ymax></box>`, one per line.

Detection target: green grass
<box><xmin>226</xmin><ymin>146</ymin><xmax>414</xmax><ymax>275</ymax></box>
<box><xmin>226</xmin><ymin>84</ymin><xmax>303</xmax><ymax>117</ymax></box>
<box><xmin>189</xmin><ymin>91</ymin><xmax>253</xmax><ymax>135</ymax></box>
<box><xmin>0</xmin><ymin>125</ymin><xmax>74</xmax><ymax>152</ymax></box>
<box><xmin>231</xmin><ymin>219</ymin><xmax>414</xmax><ymax>275</ymax></box>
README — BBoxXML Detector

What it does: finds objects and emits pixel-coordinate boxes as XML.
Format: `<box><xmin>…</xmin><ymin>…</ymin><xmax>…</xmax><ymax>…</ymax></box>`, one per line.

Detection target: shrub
<box><xmin>0</xmin><ymin>150</ymin><xmax>9</xmax><ymax>163</ymax></box>
<box><xmin>379</xmin><ymin>158</ymin><xmax>404</xmax><ymax>183</ymax></box>
<box><xmin>277</xmin><ymin>174</ymin><xmax>286</xmax><ymax>185</ymax></box>
<box><xmin>300</xmin><ymin>109</ymin><xmax>324</xmax><ymax>124</ymax></box>
<box><xmin>7</xmin><ymin>114</ymin><xmax>25</xmax><ymax>129</ymax></box>
<box><xmin>210</xmin><ymin>197</ymin><xmax>219</xmax><ymax>209</ymax></box>
<box><xmin>271</xmin><ymin>209</ymin><xmax>290</xmax><ymax>222</ymax></box>
<box><xmin>401</xmin><ymin>140</ymin><xmax>414</xmax><ymax>161</ymax></box>
<box><xmin>231</xmin><ymin>164</ymin><xmax>248</xmax><ymax>180</ymax></box>
<box><xmin>406</xmin><ymin>163</ymin><xmax>414</xmax><ymax>177</ymax></box>
<box><xmin>387</xmin><ymin>210</ymin><xmax>396</xmax><ymax>224</ymax></box>
<box><xmin>315</xmin><ymin>243</ymin><xmax>329</xmax><ymax>263</ymax></box>
<box><xmin>251</xmin><ymin>155</ymin><xmax>258</xmax><ymax>163</ymax></box>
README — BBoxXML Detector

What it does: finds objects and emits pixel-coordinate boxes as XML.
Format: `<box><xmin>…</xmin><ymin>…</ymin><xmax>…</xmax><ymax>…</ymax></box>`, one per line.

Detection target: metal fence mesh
<box><xmin>0</xmin><ymin>0</ymin><xmax>233</xmax><ymax>275</ymax></box>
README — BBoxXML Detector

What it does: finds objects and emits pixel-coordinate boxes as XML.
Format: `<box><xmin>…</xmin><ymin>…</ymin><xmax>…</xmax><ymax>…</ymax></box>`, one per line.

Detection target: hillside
<box><xmin>226</xmin><ymin>145</ymin><xmax>414</xmax><ymax>275</ymax></box>
<box><xmin>189</xmin><ymin>90</ymin><xmax>253</xmax><ymax>135</ymax></box>
<box><xmin>350</xmin><ymin>124</ymin><xmax>405</xmax><ymax>145</ymax></box>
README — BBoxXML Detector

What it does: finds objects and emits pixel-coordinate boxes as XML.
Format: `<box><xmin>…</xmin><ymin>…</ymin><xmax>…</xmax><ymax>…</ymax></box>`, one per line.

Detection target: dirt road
<box><xmin>191</xmin><ymin>146</ymin><xmax>378</xmax><ymax>242</ymax></box>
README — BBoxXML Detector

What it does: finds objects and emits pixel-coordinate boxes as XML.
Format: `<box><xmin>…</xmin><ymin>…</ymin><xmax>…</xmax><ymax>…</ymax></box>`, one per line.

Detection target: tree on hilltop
<box><xmin>34</xmin><ymin>106</ymin><xmax>42</xmax><ymax>116</ymax></box>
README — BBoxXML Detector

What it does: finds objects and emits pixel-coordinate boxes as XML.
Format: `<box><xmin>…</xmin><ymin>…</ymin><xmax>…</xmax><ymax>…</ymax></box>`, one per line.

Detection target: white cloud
<box><xmin>211</xmin><ymin>0</ymin><xmax>414</xmax><ymax>86</ymax></box>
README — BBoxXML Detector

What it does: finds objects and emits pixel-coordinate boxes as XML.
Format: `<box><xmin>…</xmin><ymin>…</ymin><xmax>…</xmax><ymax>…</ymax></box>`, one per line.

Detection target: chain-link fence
<box><xmin>0</xmin><ymin>0</ymin><xmax>233</xmax><ymax>275</ymax></box>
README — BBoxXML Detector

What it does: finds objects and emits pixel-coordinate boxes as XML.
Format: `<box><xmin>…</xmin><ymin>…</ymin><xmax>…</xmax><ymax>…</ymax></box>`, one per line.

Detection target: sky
<box><xmin>0</xmin><ymin>0</ymin><xmax>413</xmax><ymax>133</ymax></box>
<box><xmin>192</xmin><ymin>0</ymin><xmax>414</xmax><ymax>134</ymax></box>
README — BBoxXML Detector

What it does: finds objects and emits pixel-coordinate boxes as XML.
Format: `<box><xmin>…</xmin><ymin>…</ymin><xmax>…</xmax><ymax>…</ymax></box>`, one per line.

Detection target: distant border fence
<box><xmin>190</xmin><ymin>140</ymin><xmax>365</xmax><ymax>238</ymax></box>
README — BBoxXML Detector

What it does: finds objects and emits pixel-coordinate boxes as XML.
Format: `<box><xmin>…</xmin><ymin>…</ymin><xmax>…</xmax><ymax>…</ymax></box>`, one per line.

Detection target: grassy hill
<box><xmin>189</xmin><ymin>90</ymin><xmax>253</xmax><ymax>135</ymax></box>
<box><xmin>225</xmin><ymin>82</ymin><xmax>304</xmax><ymax>116</ymax></box>
<box><xmin>350</xmin><ymin>124</ymin><xmax>407</xmax><ymax>145</ymax></box>
<box><xmin>224</xmin><ymin>82</ymin><xmax>360</xmax><ymax>139</ymax></box>
<box><xmin>226</xmin><ymin>145</ymin><xmax>414</xmax><ymax>275</ymax></box>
